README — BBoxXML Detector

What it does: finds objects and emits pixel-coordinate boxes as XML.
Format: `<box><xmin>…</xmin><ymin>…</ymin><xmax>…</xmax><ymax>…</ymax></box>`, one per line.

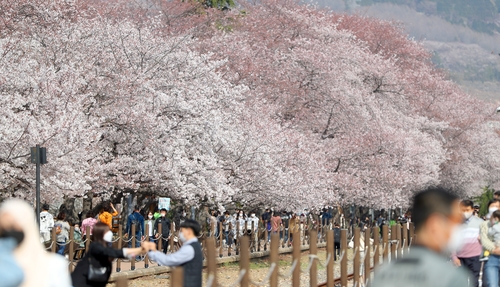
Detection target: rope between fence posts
<box><xmin>353</xmin><ymin>247</ymin><xmax>359</xmax><ymax>258</ymax></box>
<box><xmin>45</xmin><ymin>242</ymin><xmax>54</xmax><ymax>250</ymax></box>
<box><xmin>206</xmin><ymin>273</ymin><xmax>215</xmax><ymax>287</ymax></box>
<box><xmin>248</xmin><ymin>263</ymin><xmax>276</xmax><ymax>286</ymax></box>
<box><xmin>56</xmin><ymin>240</ymin><xmax>74</xmax><ymax>246</ymax></box>
<box><xmin>278</xmin><ymin>259</ymin><xmax>298</xmax><ymax>278</ymax></box>
<box><xmin>227</xmin><ymin>269</ymin><xmax>246</xmax><ymax>287</ymax></box>
<box><xmin>338</xmin><ymin>250</ymin><xmax>346</xmax><ymax>262</ymax></box>
<box><xmin>371</xmin><ymin>245</ymin><xmax>379</xmax><ymax>258</ymax></box>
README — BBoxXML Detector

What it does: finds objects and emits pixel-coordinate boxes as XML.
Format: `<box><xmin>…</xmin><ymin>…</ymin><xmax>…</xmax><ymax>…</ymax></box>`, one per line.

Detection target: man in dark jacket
<box><xmin>143</xmin><ymin>219</ymin><xmax>203</xmax><ymax>287</ymax></box>
<box><xmin>125</xmin><ymin>205</ymin><xmax>145</xmax><ymax>248</ymax></box>
<box><xmin>154</xmin><ymin>208</ymin><xmax>171</xmax><ymax>253</ymax></box>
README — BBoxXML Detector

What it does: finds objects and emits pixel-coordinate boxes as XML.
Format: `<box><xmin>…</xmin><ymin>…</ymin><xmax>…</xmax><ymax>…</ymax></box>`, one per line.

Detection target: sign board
<box><xmin>158</xmin><ymin>197</ymin><xmax>171</xmax><ymax>211</ymax></box>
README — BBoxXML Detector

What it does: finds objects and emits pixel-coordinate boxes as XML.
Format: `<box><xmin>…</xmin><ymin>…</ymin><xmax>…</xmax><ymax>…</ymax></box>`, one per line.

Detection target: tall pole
<box><xmin>35</xmin><ymin>144</ymin><xmax>41</xmax><ymax>226</ymax></box>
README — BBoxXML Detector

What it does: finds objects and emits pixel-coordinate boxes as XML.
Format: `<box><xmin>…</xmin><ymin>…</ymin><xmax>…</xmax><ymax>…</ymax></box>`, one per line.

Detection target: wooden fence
<box><xmin>45</xmin><ymin>221</ymin><xmax>415</xmax><ymax>286</ymax></box>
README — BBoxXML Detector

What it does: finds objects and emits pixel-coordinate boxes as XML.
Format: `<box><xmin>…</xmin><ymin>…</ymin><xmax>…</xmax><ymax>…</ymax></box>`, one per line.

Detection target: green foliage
<box><xmin>205</xmin><ymin>0</ymin><xmax>235</xmax><ymax>9</ymax></box>
<box><xmin>474</xmin><ymin>186</ymin><xmax>494</xmax><ymax>217</ymax></box>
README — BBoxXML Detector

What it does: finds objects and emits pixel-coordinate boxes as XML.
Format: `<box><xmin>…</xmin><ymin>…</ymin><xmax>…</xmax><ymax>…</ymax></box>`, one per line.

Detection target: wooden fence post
<box><xmin>390</xmin><ymin>225</ymin><xmax>397</xmax><ymax>261</ymax></box>
<box><xmin>382</xmin><ymin>225</ymin><xmax>389</xmax><ymax>262</ymax></box>
<box><xmin>402</xmin><ymin>223</ymin><xmax>408</xmax><ymax>255</ymax></box>
<box><xmin>236</xmin><ymin>221</ymin><xmax>240</xmax><ymax>256</ymax></box>
<box><xmin>288</xmin><ymin>220</ymin><xmax>292</xmax><ymax>247</ymax></box>
<box><xmin>85</xmin><ymin>225</ymin><xmax>91</xmax><ymax>252</ymax></box>
<box><xmin>326</xmin><ymin>230</ymin><xmax>334</xmax><ymax>287</ymax></box>
<box><xmin>144</xmin><ymin>224</ymin><xmax>150</xmax><ymax>268</ymax></box>
<box><xmin>219</xmin><ymin>222</ymin><xmax>224</xmax><ymax>258</ymax></box>
<box><xmin>211</xmin><ymin>222</ymin><xmax>215</xmax><ymax>238</ymax></box>
<box><xmin>131</xmin><ymin>224</ymin><xmax>136</xmax><ymax>270</ymax></box>
<box><xmin>257</xmin><ymin>221</ymin><xmax>262</xmax><ymax>252</ymax></box>
<box><xmin>373</xmin><ymin>226</ymin><xmax>380</xmax><ymax>268</ymax></box>
<box><xmin>206</xmin><ymin>237</ymin><xmax>218</xmax><ymax>287</ymax></box>
<box><xmin>303</xmin><ymin>217</ymin><xmax>307</xmax><ymax>246</ymax></box>
<box><xmin>170</xmin><ymin>221</ymin><xmax>175</xmax><ymax>254</ymax></box>
<box><xmin>292</xmin><ymin>230</ymin><xmax>301</xmax><ymax>287</ymax></box>
<box><xmin>283</xmin><ymin>222</ymin><xmax>287</xmax><ymax>248</ymax></box>
<box><xmin>364</xmin><ymin>228</ymin><xmax>371</xmax><ymax>285</ymax></box>
<box><xmin>340</xmin><ymin>229</ymin><xmax>348</xmax><ymax>287</ymax></box>
<box><xmin>240</xmin><ymin>236</ymin><xmax>250</xmax><ymax>287</ymax></box>
<box><xmin>68</xmin><ymin>226</ymin><xmax>74</xmax><ymax>272</ymax></box>
<box><xmin>117</xmin><ymin>224</ymin><xmax>122</xmax><ymax>272</ymax></box>
<box><xmin>319</xmin><ymin>222</ymin><xmax>323</xmax><ymax>244</ymax></box>
<box><xmin>51</xmin><ymin>228</ymin><xmax>57</xmax><ymax>253</ymax></box>
<box><xmin>158</xmin><ymin>224</ymin><xmax>163</xmax><ymax>253</ymax></box>
<box><xmin>270</xmin><ymin>233</ymin><xmax>279</xmax><ymax>287</ymax></box>
<box><xmin>397</xmin><ymin>224</ymin><xmax>402</xmax><ymax>258</ymax></box>
<box><xmin>251</xmin><ymin>221</ymin><xmax>256</xmax><ymax>253</ymax></box>
<box><xmin>353</xmin><ymin>227</ymin><xmax>360</xmax><ymax>285</ymax></box>
<box><xmin>309</xmin><ymin>230</ymin><xmax>318</xmax><ymax>287</ymax></box>
<box><xmin>171</xmin><ymin>267</ymin><xmax>183</xmax><ymax>287</ymax></box>
<box><xmin>228</xmin><ymin>222</ymin><xmax>233</xmax><ymax>256</ymax></box>
<box><xmin>115</xmin><ymin>278</ymin><xmax>127</xmax><ymax>287</ymax></box>
<box><xmin>409</xmin><ymin>222</ymin><xmax>415</xmax><ymax>247</ymax></box>
<box><xmin>264</xmin><ymin>221</ymin><xmax>268</xmax><ymax>252</ymax></box>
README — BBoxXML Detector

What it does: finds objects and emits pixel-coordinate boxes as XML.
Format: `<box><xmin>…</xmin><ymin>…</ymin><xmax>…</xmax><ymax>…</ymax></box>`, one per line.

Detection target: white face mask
<box><xmin>75</xmin><ymin>227</ymin><xmax>80</xmax><ymax>232</ymax></box>
<box><xmin>148</xmin><ymin>215</ymin><xmax>153</xmax><ymax>219</ymax></box>
<box><xmin>463</xmin><ymin>211</ymin><xmax>473</xmax><ymax>220</ymax></box>
<box><xmin>103</xmin><ymin>230</ymin><xmax>113</xmax><ymax>243</ymax></box>
<box><xmin>251</xmin><ymin>214</ymin><xmax>255</xmax><ymax>218</ymax></box>
<box><xmin>179</xmin><ymin>231</ymin><xmax>187</xmax><ymax>243</ymax></box>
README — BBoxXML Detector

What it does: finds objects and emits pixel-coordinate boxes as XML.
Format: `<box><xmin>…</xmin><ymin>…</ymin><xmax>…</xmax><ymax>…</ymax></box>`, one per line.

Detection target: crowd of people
<box><xmin>4</xmin><ymin>188</ymin><xmax>500</xmax><ymax>287</ymax></box>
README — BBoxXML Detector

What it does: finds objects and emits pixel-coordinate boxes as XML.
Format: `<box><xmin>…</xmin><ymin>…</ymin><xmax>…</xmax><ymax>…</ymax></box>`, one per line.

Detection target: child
<box><xmin>489</xmin><ymin>210</ymin><xmax>500</xmax><ymax>246</ymax></box>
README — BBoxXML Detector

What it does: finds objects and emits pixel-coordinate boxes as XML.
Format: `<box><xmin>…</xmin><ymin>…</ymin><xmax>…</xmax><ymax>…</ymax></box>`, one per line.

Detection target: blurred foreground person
<box><xmin>71</xmin><ymin>222</ymin><xmax>143</xmax><ymax>287</ymax></box>
<box><xmin>0</xmin><ymin>210</ymin><xmax>24</xmax><ymax>287</ymax></box>
<box><xmin>0</xmin><ymin>199</ymin><xmax>71</xmax><ymax>287</ymax></box>
<box><xmin>142</xmin><ymin>219</ymin><xmax>203</xmax><ymax>287</ymax></box>
<box><xmin>370</xmin><ymin>187</ymin><xmax>471</xmax><ymax>287</ymax></box>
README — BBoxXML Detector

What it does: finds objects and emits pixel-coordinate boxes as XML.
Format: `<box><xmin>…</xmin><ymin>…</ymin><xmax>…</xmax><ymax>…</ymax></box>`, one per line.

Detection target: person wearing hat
<box><xmin>142</xmin><ymin>219</ymin><xmax>202</xmax><ymax>287</ymax></box>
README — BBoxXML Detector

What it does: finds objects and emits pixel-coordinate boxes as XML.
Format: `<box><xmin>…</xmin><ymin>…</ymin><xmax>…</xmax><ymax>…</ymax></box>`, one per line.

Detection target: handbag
<box><xmin>87</xmin><ymin>255</ymin><xmax>108</xmax><ymax>282</ymax></box>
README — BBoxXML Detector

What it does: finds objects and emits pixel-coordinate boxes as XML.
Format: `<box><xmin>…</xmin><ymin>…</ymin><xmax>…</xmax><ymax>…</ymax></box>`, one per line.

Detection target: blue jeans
<box><xmin>56</xmin><ymin>242</ymin><xmax>65</xmax><ymax>255</ymax></box>
<box><xmin>128</xmin><ymin>234</ymin><xmax>142</xmax><ymax>248</ymax></box>
<box><xmin>224</xmin><ymin>231</ymin><xmax>230</xmax><ymax>245</ymax></box>
<box><xmin>485</xmin><ymin>254</ymin><xmax>500</xmax><ymax>287</ymax></box>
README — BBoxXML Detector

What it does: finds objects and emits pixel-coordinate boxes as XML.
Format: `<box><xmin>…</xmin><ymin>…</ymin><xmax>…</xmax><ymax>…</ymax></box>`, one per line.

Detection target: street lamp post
<box><xmin>31</xmin><ymin>145</ymin><xmax>47</xmax><ymax>226</ymax></box>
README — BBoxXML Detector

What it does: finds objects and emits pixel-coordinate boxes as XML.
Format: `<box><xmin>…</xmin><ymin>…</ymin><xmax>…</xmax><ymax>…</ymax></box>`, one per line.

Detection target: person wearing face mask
<box><xmin>143</xmin><ymin>219</ymin><xmax>203</xmax><ymax>287</ymax></box>
<box><xmin>485</xmin><ymin>209</ymin><xmax>500</xmax><ymax>287</ymax></box>
<box><xmin>154</xmin><ymin>208</ymin><xmax>171</xmax><ymax>253</ymax></box>
<box><xmin>145</xmin><ymin>211</ymin><xmax>155</xmax><ymax>243</ymax></box>
<box><xmin>480</xmin><ymin>199</ymin><xmax>500</xmax><ymax>287</ymax></box>
<box><xmin>0</xmin><ymin>210</ymin><xmax>25</xmax><ymax>287</ymax></box>
<box><xmin>450</xmin><ymin>200</ymin><xmax>483</xmax><ymax>287</ymax></box>
<box><xmin>0</xmin><ymin>199</ymin><xmax>71</xmax><ymax>287</ymax></box>
<box><xmin>247</xmin><ymin>212</ymin><xmax>259</xmax><ymax>247</ymax></box>
<box><xmin>371</xmin><ymin>187</ymin><xmax>471</xmax><ymax>287</ymax></box>
<box><xmin>72</xmin><ymin>222</ymin><xmax>143</xmax><ymax>287</ymax></box>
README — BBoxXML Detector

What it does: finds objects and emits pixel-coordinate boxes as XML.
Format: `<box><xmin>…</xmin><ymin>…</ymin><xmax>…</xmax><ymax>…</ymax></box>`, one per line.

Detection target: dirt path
<box><xmin>107</xmin><ymin>248</ymin><xmax>359</xmax><ymax>287</ymax></box>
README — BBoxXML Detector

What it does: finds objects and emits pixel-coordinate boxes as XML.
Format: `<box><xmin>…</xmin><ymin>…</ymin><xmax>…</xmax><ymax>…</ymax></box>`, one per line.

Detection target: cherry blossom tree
<box><xmin>1</xmin><ymin>0</ymin><xmax>499</xmax><ymax>211</ymax></box>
